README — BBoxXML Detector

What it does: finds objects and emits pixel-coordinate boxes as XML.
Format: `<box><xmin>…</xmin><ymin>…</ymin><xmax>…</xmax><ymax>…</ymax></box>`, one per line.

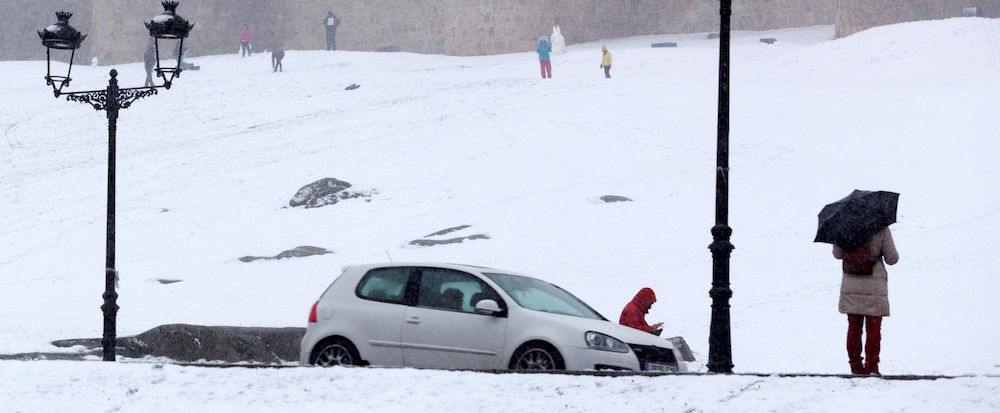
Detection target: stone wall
<box><xmin>3</xmin><ymin>0</ymin><xmax>996</xmax><ymax>65</ymax></box>
<box><xmin>87</xmin><ymin>0</ymin><xmax>284</xmax><ymax>65</ymax></box>
<box><xmin>2</xmin><ymin>0</ymin><xmax>95</xmax><ymax>63</ymax></box>
<box><xmin>734</xmin><ymin>0</ymin><xmax>838</xmax><ymax>31</ymax></box>
<box><xmin>86</xmin><ymin>0</ymin><xmax>455</xmax><ymax>64</ymax></box>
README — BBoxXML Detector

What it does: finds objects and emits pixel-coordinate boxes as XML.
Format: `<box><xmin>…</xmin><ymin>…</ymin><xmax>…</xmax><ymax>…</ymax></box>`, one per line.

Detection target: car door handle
<box><xmin>406</xmin><ymin>317</ymin><xmax>421</xmax><ymax>324</ymax></box>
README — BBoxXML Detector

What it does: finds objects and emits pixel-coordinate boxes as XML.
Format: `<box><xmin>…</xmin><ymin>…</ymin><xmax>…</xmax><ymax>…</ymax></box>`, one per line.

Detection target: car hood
<box><xmin>594</xmin><ymin>320</ymin><xmax>675</xmax><ymax>348</ymax></box>
<box><xmin>529</xmin><ymin>311</ymin><xmax>675</xmax><ymax>349</ymax></box>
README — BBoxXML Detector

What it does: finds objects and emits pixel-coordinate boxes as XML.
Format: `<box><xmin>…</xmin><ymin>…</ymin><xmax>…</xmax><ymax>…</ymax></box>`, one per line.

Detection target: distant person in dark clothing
<box><xmin>240</xmin><ymin>24</ymin><xmax>253</xmax><ymax>57</ymax></box>
<box><xmin>324</xmin><ymin>12</ymin><xmax>340</xmax><ymax>50</ymax></box>
<box><xmin>272</xmin><ymin>46</ymin><xmax>285</xmax><ymax>72</ymax></box>
<box><xmin>143</xmin><ymin>38</ymin><xmax>156</xmax><ymax>87</ymax></box>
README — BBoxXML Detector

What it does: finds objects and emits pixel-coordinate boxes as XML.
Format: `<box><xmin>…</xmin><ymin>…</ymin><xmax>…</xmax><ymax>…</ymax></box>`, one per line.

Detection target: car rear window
<box><xmin>357</xmin><ymin>267</ymin><xmax>410</xmax><ymax>304</ymax></box>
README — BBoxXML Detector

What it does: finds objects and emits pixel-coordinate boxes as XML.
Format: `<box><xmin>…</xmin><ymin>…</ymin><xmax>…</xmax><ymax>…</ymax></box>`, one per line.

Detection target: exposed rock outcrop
<box><xmin>240</xmin><ymin>246</ymin><xmax>332</xmax><ymax>263</ymax></box>
<box><xmin>600</xmin><ymin>195</ymin><xmax>633</xmax><ymax>203</ymax></box>
<box><xmin>46</xmin><ymin>324</ymin><xmax>306</xmax><ymax>363</ymax></box>
<box><xmin>289</xmin><ymin>178</ymin><xmax>375</xmax><ymax>208</ymax></box>
<box><xmin>410</xmin><ymin>225</ymin><xmax>489</xmax><ymax>247</ymax></box>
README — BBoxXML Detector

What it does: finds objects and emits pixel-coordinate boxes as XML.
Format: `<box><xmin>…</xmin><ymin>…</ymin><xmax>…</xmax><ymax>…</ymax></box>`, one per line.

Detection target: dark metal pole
<box><xmin>708</xmin><ymin>0</ymin><xmax>735</xmax><ymax>374</ymax></box>
<box><xmin>101</xmin><ymin>69</ymin><xmax>120</xmax><ymax>362</ymax></box>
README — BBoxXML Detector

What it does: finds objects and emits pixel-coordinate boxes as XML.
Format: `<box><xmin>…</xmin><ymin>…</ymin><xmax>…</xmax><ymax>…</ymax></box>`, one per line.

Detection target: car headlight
<box><xmin>584</xmin><ymin>331</ymin><xmax>629</xmax><ymax>353</ymax></box>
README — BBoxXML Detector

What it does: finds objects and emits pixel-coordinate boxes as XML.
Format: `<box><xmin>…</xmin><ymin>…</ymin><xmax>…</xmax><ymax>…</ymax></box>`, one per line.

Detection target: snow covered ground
<box><xmin>2</xmin><ymin>19</ymin><xmax>1000</xmax><ymax>411</ymax></box>
<box><xmin>2</xmin><ymin>361</ymin><xmax>998</xmax><ymax>412</ymax></box>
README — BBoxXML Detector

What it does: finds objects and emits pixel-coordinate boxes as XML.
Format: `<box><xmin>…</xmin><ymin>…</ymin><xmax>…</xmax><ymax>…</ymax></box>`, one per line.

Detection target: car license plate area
<box><xmin>645</xmin><ymin>362</ymin><xmax>671</xmax><ymax>372</ymax></box>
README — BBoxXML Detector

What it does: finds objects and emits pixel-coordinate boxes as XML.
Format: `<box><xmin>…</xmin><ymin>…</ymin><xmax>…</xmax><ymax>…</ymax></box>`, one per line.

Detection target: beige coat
<box><xmin>834</xmin><ymin>227</ymin><xmax>899</xmax><ymax>316</ymax></box>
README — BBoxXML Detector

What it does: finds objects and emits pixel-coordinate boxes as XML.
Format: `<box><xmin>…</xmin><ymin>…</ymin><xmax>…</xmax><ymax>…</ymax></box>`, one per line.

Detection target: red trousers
<box><xmin>540</xmin><ymin>60</ymin><xmax>552</xmax><ymax>78</ymax></box>
<box><xmin>847</xmin><ymin>314</ymin><xmax>882</xmax><ymax>374</ymax></box>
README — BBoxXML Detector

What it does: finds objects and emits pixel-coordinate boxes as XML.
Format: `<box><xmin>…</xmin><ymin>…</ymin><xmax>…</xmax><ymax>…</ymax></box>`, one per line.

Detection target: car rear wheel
<box><xmin>510</xmin><ymin>342</ymin><xmax>564</xmax><ymax>370</ymax></box>
<box><xmin>311</xmin><ymin>338</ymin><xmax>360</xmax><ymax>367</ymax></box>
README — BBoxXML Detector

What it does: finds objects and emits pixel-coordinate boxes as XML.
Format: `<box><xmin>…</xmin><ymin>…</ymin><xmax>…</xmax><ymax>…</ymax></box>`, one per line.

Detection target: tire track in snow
<box><xmin>717</xmin><ymin>378</ymin><xmax>766</xmax><ymax>404</ymax></box>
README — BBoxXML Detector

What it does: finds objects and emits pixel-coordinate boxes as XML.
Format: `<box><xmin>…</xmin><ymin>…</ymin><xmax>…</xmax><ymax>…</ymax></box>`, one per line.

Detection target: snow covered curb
<box><xmin>2</xmin><ymin>361</ymin><xmax>998</xmax><ymax>412</ymax></box>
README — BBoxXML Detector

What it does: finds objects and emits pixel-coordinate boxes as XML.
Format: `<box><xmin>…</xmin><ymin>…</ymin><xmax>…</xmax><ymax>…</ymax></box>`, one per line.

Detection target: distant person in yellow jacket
<box><xmin>600</xmin><ymin>45</ymin><xmax>612</xmax><ymax>78</ymax></box>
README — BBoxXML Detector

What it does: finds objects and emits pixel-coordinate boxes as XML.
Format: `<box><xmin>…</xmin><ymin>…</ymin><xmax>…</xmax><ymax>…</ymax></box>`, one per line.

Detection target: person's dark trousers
<box><xmin>241</xmin><ymin>41</ymin><xmax>251</xmax><ymax>57</ymax></box>
<box><xmin>847</xmin><ymin>314</ymin><xmax>882</xmax><ymax>375</ymax></box>
<box><xmin>326</xmin><ymin>32</ymin><xmax>337</xmax><ymax>50</ymax></box>
<box><xmin>273</xmin><ymin>57</ymin><xmax>283</xmax><ymax>72</ymax></box>
<box><xmin>603</xmin><ymin>65</ymin><xmax>611</xmax><ymax>78</ymax></box>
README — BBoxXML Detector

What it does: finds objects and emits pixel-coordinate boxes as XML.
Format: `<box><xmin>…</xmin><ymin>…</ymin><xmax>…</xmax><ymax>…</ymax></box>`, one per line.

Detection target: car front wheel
<box><xmin>311</xmin><ymin>338</ymin><xmax>360</xmax><ymax>367</ymax></box>
<box><xmin>510</xmin><ymin>342</ymin><xmax>564</xmax><ymax>370</ymax></box>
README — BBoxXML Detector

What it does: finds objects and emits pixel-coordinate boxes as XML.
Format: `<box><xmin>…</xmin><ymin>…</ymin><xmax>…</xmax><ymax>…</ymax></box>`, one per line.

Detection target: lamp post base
<box><xmin>101</xmin><ymin>268</ymin><xmax>119</xmax><ymax>361</ymax></box>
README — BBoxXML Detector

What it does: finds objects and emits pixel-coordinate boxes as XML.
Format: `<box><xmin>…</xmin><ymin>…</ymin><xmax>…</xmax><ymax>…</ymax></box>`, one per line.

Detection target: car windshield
<box><xmin>485</xmin><ymin>273</ymin><xmax>604</xmax><ymax>320</ymax></box>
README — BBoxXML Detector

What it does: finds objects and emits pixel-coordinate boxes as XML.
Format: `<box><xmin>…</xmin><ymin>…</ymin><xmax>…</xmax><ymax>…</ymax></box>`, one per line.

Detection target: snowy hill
<box><xmin>2</xmin><ymin>17</ymin><xmax>999</xmax><ymax>388</ymax></box>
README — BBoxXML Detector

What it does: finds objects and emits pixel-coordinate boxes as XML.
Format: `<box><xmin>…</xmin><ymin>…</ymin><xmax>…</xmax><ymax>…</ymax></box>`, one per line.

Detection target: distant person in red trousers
<box><xmin>834</xmin><ymin>227</ymin><xmax>899</xmax><ymax>376</ymax></box>
<box><xmin>619</xmin><ymin>287</ymin><xmax>664</xmax><ymax>335</ymax></box>
<box><xmin>536</xmin><ymin>35</ymin><xmax>552</xmax><ymax>79</ymax></box>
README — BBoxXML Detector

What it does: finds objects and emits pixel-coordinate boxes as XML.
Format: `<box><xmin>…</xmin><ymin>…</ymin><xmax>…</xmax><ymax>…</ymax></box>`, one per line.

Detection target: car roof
<box><xmin>340</xmin><ymin>262</ymin><xmax>607</xmax><ymax>320</ymax></box>
<box><xmin>345</xmin><ymin>262</ymin><xmax>527</xmax><ymax>276</ymax></box>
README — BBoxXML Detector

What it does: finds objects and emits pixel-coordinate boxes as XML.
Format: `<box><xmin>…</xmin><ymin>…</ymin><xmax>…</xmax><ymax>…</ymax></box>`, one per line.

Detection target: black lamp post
<box><xmin>707</xmin><ymin>0</ymin><xmax>735</xmax><ymax>374</ymax></box>
<box><xmin>37</xmin><ymin>1</ymin><xmax>193</xmax><ymax>362</ymax></box>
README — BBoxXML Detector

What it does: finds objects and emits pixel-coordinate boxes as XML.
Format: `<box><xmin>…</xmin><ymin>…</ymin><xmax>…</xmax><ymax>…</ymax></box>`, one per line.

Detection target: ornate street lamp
<box><xmin>36</xmin><ymin>1</ymin><xmax>194</xmax><ymax>362</ymax></box>
<box><xmin>707</xmin><ymin>0</ymin><xmax>735</xmax><ymax>374</ymax></box>
<box><xmin>38</xmin><ymin>11</ymin><xmax>86</xmax><ymax>96</ymax></box>
<box><xmin>145</xmin><ymin>1</ymin><xmax>194</xmax><ymax>88</ymax></box>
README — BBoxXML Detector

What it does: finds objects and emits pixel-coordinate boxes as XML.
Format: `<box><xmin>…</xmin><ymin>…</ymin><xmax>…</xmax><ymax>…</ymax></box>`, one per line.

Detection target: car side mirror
<box><xmin>474</xmin><ymin>299</ymin><xmax>504</xmax><ymax>316</ymax></box>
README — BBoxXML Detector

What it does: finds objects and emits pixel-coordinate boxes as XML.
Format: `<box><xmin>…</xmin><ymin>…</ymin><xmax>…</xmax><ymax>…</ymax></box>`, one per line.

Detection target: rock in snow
<box><xmin>289</xmin><ymin>178</ymin><xmax>352</xmax><ymax>207</ymax></box>
<box><xmin>410</xmin><ymin>234</ymin><xmax>490</xmax><ymax>247</ymax></box>
<box><xmin>600</xmin><ymin>195</ymin><xmax>633</xmax><ymax>203</ymax></box>
<box><xmin>289</xmin><ymin>178</ymin><xmax>375</xmax><ymax>208</ymax></box>
<box><xmin>424</xmin><ymin>225</ymin><xmax>472</xmax><ymax>237</ymax></box>
<box><xmin>49</xmin><ymin>324</ymin><xmax>304</xmax><ymax>363</ymax></box>
<box><xmin>411</xmin><ymin>225</ymin><xmax>489</xmax><ymax>247</ymax></box>
<box><xmin>239</xmin><ymin>246</ymin><xmax>332</xmax><ymax>262</ymax></box>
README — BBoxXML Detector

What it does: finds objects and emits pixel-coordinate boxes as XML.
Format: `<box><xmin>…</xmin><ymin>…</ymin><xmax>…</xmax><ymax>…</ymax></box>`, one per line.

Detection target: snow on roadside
<box><xmin>2</xmin><ymin>361</ymin><xmax>998</xmax><ymax>413</ymax></box>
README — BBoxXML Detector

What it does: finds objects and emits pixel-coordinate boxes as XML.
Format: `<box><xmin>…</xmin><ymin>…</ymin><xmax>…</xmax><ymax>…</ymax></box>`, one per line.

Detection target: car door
<box><xmin>352</xmin><ymin>266</ymin><xmax>417</xmax><ymax>366</ymax></box>
<box><xmin>401</xmin><ymin>268</ymin><xmax>508</xmax><ymax>369</ymax></box>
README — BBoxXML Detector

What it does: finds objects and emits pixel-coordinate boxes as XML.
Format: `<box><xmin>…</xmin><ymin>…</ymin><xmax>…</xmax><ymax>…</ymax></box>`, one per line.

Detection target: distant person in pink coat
<box><xmin>240</xmin><ymin>24</ymin><xmax>253</xmax><ymax>57</ymax></box>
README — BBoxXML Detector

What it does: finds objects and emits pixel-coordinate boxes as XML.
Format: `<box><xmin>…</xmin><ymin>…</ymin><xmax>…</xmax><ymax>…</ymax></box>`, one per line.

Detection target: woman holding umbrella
<box><xmin>815</xmin><ymin>190</ymin><xmax>900</xmax><ymax>376</ymax></box>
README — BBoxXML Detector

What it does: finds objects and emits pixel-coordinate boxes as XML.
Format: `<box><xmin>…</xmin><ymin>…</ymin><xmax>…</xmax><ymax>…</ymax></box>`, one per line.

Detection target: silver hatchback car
<box><xmin>300</xmin><ymin>263</ymin><xmax>686</xmax><ymax>372</ymax></box>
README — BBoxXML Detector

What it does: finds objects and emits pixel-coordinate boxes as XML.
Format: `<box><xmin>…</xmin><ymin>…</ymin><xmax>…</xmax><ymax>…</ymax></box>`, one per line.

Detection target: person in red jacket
<box><xmin>619</xmin><ymin>287</ymin><xmax>663</xmax><ymax>334</ymax></box>
<box><xmin>240</xmin><ymin>24</ymin><xmax>253</xmax><ymax>57</ymax></box>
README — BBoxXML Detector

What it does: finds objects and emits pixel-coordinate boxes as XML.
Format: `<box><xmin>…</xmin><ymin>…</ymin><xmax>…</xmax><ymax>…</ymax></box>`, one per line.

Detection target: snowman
<box><xmin>551</xmin><ymin>26</ymin><xmax>566</xmax><ymax>54</ymax></box>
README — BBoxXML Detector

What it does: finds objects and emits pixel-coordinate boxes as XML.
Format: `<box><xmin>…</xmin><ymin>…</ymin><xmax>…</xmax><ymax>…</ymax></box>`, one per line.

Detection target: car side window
<box><xmin>357</xmin><ymin>267</ymin><xmax>411</xmax><ymax>304</ymax></box>
<box><xmin>417</xmin><ymin>268</ymin><xmax>503</xmax><ymax>313</ymax></box>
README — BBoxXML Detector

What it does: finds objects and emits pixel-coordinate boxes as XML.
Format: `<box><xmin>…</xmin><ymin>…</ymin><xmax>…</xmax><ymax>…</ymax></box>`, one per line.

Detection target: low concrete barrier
<box><xmin>48</xmin><ymin>324</ymin><xmax>306</xmax><ymax>363</ymax></box>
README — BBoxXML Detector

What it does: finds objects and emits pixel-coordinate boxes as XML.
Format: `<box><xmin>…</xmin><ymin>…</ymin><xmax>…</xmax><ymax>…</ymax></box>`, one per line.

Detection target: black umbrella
<box><xmin>814</xmin><ymin>190</ymin><xmax>899</xmax><ymax>250</ymax></box>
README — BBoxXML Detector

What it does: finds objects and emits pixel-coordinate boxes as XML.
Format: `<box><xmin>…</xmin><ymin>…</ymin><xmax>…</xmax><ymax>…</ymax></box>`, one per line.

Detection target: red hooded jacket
<box><xmin>619</xmin><ymin>287</ymin><xmax>657</xmax><ymax>333</ymax></box>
